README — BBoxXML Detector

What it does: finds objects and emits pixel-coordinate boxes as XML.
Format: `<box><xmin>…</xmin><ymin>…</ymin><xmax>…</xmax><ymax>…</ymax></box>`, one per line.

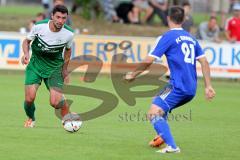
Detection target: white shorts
<box><xmin>133</xmin><ymin>0</ymin><xmax>150</xmax><ymax>10</ymax></box>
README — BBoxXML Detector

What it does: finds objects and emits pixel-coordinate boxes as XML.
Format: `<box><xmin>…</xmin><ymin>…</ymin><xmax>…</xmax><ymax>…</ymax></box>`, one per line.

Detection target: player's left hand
<box><xmin>21</xmin><ymin>54</ymin><xmax>29</xmax><ymax>65</ymax></box>
<box><xmin>205</xmin><ymin>86</ymin><xmax>216</xmax><ymax>101</ymax></box>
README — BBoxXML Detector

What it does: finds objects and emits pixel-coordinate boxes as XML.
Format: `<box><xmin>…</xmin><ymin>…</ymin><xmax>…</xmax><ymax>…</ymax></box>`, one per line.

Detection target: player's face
<box><xmin>52</xmin><ymin>12</ymin><xmax>67</xmax><ymax>29</ymax></box>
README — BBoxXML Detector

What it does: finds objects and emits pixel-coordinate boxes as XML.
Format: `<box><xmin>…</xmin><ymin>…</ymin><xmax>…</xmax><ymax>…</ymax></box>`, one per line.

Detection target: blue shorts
<box><xmin>152</xmin><ymin>84</ymin><xmax>195</xmax><ymax>114</ymax></box>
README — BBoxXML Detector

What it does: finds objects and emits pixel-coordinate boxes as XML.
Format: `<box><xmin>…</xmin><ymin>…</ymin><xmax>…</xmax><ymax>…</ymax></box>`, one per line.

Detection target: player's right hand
<box><xmin>21</xmin><ymin>54</ymin><xmax>29</xmax><ymax>65</ymax></box>
<box><xmin>205</xmin><ymin>86</ymin><xmax>216</xmax><ymax>101</ymax></box>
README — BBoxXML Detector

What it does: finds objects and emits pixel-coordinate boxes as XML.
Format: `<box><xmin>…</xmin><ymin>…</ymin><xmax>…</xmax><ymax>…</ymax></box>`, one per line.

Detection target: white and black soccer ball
<box><xmin>63</xmin><ymin>120</ymin><xmax>82</xmax><ymax>133</ymax></box>
<box><xmin>62</xmin><ymin>113</ymin><xmax>82</xmax><ymax>133</ymax></box>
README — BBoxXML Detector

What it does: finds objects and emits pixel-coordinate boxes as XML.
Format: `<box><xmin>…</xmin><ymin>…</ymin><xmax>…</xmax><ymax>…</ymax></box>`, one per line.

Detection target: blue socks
<box><xmin>151</xmin><ymin>116</ymin><xmax>177</xmax><ymax>149</ymax></box>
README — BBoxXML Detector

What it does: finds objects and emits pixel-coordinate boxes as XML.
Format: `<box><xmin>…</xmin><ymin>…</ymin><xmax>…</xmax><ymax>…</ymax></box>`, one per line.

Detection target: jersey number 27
<box><xmin>181</xmin><ymin>42</ymin><xmax>195</xmax><ymax>65</ymax></box>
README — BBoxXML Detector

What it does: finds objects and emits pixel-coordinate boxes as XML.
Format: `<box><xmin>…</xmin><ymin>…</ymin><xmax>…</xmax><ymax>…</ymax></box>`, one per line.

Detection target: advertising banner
<box><xmin>0</xmin><ymin>32</ymin><xmax>239</xmax><ymax>78</ymax></box>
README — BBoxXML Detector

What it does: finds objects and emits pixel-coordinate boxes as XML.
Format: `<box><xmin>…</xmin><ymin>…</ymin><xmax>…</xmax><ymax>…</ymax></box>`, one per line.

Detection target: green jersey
<box><xmin>26</xmin><ymin>19</ymin><xmax>74</xmax><ymax>78</ymax></box>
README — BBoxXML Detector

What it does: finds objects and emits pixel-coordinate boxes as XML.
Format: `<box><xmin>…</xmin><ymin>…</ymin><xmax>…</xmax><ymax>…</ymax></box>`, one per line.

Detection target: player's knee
<box><xmin>50</xmin><ymin>100</ymin><xmax>58</xmax><ymax>108</ymax></box>
<box><xmin>50</xmin><ymin>99</ymin><xmax>64</xmax><ymax>109</ymax></box>
<box><xmin>147</xmin><ymin>104</ymin><xmax>165</xmax><ymax>121</ymax></box>
<box><xmin>25</xmin><ymin>96</ymin><xmax>35</xmax><ymax>105</ymax></box>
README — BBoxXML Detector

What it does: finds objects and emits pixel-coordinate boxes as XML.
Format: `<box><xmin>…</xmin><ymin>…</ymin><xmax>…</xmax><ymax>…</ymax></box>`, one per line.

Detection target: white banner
<box><xmin>199</xmin><ymin>41</ymin><xmax>240</xmax><ymax>78</ymax></box>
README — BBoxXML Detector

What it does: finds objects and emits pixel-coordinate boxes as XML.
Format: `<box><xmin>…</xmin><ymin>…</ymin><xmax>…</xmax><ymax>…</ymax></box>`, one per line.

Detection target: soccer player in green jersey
<box><xmin>21</xmin><ymin>5</ymin><xmax>74</xmax><ymax>127</ymax></box>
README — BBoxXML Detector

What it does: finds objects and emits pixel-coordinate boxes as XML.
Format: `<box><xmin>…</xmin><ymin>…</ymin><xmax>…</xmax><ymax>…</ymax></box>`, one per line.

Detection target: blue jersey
<box><xmin>149</xmin><ymin>28</ymin><xmax>204</xmax><ymax>95</ymax></box>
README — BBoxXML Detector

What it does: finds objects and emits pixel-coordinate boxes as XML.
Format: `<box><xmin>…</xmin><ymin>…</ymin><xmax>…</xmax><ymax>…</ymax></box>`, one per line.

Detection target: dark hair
<box><xmin>168</xmin><ymin>6</ymin><xmax>185</xmax><ymax>24</ymax></box>
<box><xmin>209</xmin><ymin>16</ymin><xmax>217</xmax><ymax>21</ymax></box>
<box><xmin>182</xmin><ymin>1</ymin><xmax>191</xmax><ymax>7</ymax></box>
<box><xmin>52</xmin><ymin>5</ymin><xmax>68</xmax><ymax>15</ymax></box>
<box><xmin>36</xmin><ymin>12</ymin><xmax>46</xmax><ymax>19</ymax></box>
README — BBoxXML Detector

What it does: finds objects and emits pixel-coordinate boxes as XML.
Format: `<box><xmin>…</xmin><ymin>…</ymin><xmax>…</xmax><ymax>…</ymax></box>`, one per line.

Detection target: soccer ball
<box><xmin>62</xmin><ymin>113</ymin><xmax>82</xmax><ymax>133</ymax></box>
<box><xmin>63</xmin><ymin>120</ymin><xmax>82</xmax><ymax>133</ymax></box>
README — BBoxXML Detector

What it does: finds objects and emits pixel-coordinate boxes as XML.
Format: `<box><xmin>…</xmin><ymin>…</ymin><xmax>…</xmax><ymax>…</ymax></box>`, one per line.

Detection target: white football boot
<box><xmin>156</xmin><ymin>145</ymin><xmax>180</xmax><ymax>153</ymax></box>
<box><xmin>24</xmin><ymin>118</ymin><xmax>35</xmax><ymax>128</ymax></box>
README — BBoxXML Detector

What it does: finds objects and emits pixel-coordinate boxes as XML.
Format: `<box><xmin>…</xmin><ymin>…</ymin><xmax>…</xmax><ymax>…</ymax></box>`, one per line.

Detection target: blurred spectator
<box><xmin>196</xmin><ymin>16</ymin><xmax>221</xmax><ymax>43</ymax></box>
<box><xmin>211</xmin><ymin>0</ymin><xmax>230</xmax><ymax>30</ymax></box>
<box><xmin>71</xmin><ymin>0</ymin><xmax>79</xmax><ymax>14</ymax></box>
<box><xmin>148</xmin><ymin>0</ymin><xmax>168</xmax><ymax>26</ymax></box>
<box><xmin>35</xmin><ymin>13</ymin><xmax>46</xmax><ymax>22</ymax></box>
<box><xmin>182</xmin><ymin>1</ymin><xmax>193</xmax><ymax>33</ymax></box>
<box><xmin>71</xmin><ymin>0</ymin><xmax>101</xmax><ymax>19</ymax></box>
<box><xmin>42</xmin><ymin>0</ymin><xmax>50</xmax><ymax>10</ymax></box>
<box><xmin>47</xmin><ymin>0</ymin><xmax>72</xmax><ymax>26</ymax></box>
<box><xmin>26</xmin><ymin>13</ymin><xmax>46</xmax><ymax>33</ymax></box>
<box><xmin>225</xmin><ymin>3</ymin><xmax>240</xmax><ymax>42</ymax></box>
<box><xmin>173</xmin><ymin>0</ymin><xmax>187</xmax><ymax>5</ymax></box>
<box><xmin>230</xmin><ymin>0</ymin><xmax>240</xmax><ymax>11</ymax></box>
<box><xmin>102</xmin><ymin>0</ymin><xmax>121</xmax><ymax>22</ymax></box>
<box><xmin>92</xmin><ymin>1</ymin><xmax>102</xmax><ymax>19</ymax></box>
<box><xmin>132</xmin><ymin>0</ymin><xmax>153</xmax><ymax>23</ymax></box>
<box><xmin>116</xmin><ymin>2</ymin><xmax>140</xmax><ymax>24</ymax></box>
<box><xmin>27</xmin><ymin>20</ymin><xmax>36</xmax><ymax>33</ymax></box>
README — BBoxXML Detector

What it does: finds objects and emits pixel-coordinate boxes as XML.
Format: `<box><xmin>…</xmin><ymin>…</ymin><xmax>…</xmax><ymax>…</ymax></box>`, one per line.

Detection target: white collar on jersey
<box><xmin>170</xmin><ymin>28</ymin><xmax>183</xmax><ymax>30</ymax></box>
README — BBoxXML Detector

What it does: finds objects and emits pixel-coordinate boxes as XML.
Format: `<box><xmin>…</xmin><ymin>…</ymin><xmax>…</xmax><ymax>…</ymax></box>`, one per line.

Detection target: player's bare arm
<box><xmin>197</xmin><ymin>56</ymin><xmax>216</xmax><ymax>100</ymax></box>
<box><xmin>21</xmin><ymin>39</ymin><xmax>32</xmax><ymax>65</ymax></box>
<box><xmin>125</xmin><ymin>56</ymin><xmax>155</xmax><ymax>82</ymax></box>
<box><xmin>62</xmin><ymin>47</ymin><xmax>71</xmax><ymax>80</ymax></box>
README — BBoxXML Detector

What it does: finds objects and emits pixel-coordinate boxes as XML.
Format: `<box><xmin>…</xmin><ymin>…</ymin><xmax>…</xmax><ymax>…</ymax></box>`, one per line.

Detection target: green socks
<box><xmin>24</xmin><ymin>101</ymin><xmax>36</xmax><ymax>121</ymax></box>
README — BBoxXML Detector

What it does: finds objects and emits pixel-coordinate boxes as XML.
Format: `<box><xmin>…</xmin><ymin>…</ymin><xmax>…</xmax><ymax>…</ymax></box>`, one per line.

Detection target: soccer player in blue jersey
<box><xmin>124</xmin><ymin>6</ymin><xmax>215</xmax><ymax>153</ymax></box>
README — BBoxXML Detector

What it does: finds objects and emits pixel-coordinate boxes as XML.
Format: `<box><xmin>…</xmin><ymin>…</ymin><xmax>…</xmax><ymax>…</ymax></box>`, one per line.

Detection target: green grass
<box><xmin>0</xmin><ymin>5</ymin><xmax>43</xmax><ymax>15</ymax></box>
<box><xmin>0</xmin><ymin>73</ymin><xmax>239</xmax><ymax>160</ymax></box>
<box><xmin>192</xmin><ymin>13</ymin><xmax>209</xmax><ymax>26</ymax></box>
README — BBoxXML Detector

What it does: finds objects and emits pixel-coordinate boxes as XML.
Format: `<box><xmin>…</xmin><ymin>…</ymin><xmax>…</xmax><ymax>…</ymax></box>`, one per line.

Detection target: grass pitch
<box><xmin>0</xmin><ymin>73</ymin><xmax>239</xmax><ymax>160</ymax></box>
